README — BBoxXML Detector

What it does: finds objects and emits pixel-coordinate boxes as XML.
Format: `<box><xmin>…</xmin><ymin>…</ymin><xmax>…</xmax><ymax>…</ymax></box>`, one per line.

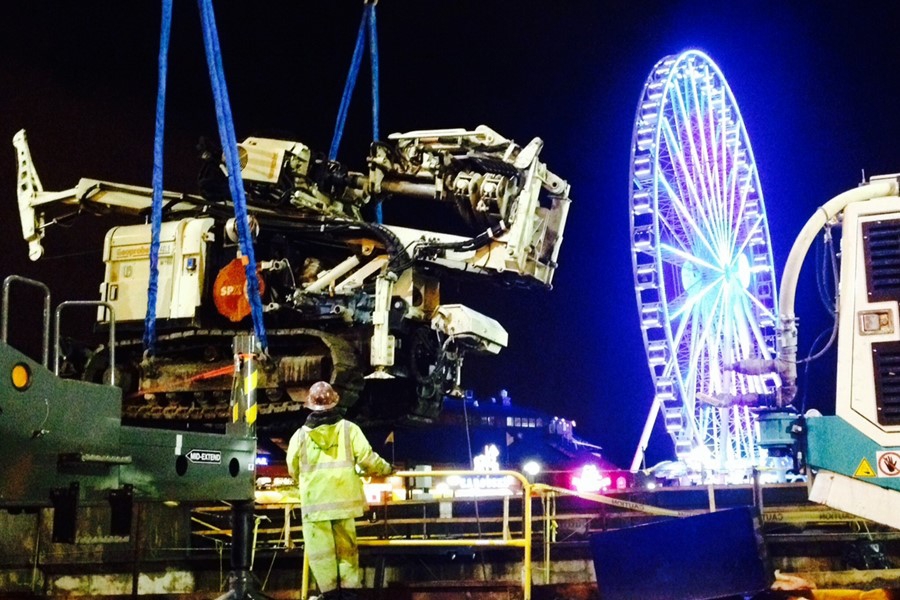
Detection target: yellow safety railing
<box><xmin>300</xmin><ymin>469</ymin><xmax>534</xmax><ymax>600</ymax></box>
<box><xmin>192</xmin><ymin>473</ymin><xmax>694</xmax><ymax>596</ymax></box>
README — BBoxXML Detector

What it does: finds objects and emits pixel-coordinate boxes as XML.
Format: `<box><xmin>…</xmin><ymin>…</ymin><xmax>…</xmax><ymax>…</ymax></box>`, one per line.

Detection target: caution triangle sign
<box><xmin>854</xmin><ymin>457</ymin><xmax>877</xmax><ymax>478</ymax></box>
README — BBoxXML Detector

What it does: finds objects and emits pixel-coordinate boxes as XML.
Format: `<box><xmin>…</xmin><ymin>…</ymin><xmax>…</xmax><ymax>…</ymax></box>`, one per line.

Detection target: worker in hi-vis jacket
<box><xmin>287</xmin><ymin>381</ymin><xmax>392</xmax><ymax>600</ymax></box>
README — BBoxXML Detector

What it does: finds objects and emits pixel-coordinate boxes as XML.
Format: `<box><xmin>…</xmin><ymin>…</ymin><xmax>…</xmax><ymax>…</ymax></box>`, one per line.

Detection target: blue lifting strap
<box><xmin>328</xmin><ymin>7</ymin><xmax>367</xmax><ymax>163</ymax></box>
<box><xmin>329</xmin><ymin>2</ymin><xmax>382</xmax><ymax>223</ymax></box>
<box><xmin>197</xmin><ymin>0</ymin><xmax>269</xmax><ymax>352</ymax></box>
<box><xmin>143</xmin><ymin>0</ymin><xmax>173</xmax><ymax>357</ymax></box>
<box><xmin>368</xmin><ymin>5</ymin><xmax>380</xmax><ymax>144</ymax></box>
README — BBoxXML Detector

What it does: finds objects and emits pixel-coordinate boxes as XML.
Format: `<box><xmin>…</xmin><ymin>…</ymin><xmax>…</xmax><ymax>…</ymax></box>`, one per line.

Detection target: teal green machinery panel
<box><xmin>0</xmin><ymin>341</ymin><xmax>255</xmax><ymax>507</ymax></box>
<box><xmin>806</xmin><ymin>416</ymin><xmax>900</xmax><ymax>492</ymax></box>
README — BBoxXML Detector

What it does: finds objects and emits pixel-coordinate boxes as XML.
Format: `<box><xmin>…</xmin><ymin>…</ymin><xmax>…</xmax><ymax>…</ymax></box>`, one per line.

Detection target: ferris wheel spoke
<box><xmin>736</xmin><ymin>278</ymin><xmax>777</xmax><ymax>322</ymax></box>
<box><xmin>670</xmin><ymin>304</ymin><xmax>701</xmax><ymax>366</ymax></box>
<box><xmin>700</xmin><ymin>300</ymin><xmax>728</xmax><ymax>404</ymax></box>
<box><xmin>709</xmin><ymin>79</ymin><xmax>731</xmax><ymax>251</ymax></box>
<box><xmin>660</xmin><ymin>117</ymin><xmax>707</xmax><ymax>224</ymax></box>
<box><xmin>725</xmin><ymin>149</ymin><xmax>741</xmax><ymax>240</ymax></box>
<box><xmin>739</xmin><ymin>303</ymin><xmax>771</xmax><ymax>368</ymax></box>
<box><xmin>736</xmin><ymin>287</ymin><xmax>777</xmax><ymax>356</ymax></box>
<box><xmin>735</xmin><ymin>410</ymin><xmax>750</xmax><ymax>460</ymax></box>
<box><xmin>718</xmin><ymin>92</ymin><xmax>731</xmax><ymax>230</ymax></box>
<box><xmin>726</xmin><ymin>162</ymin><xmax>757</xmax><ymax>255</ymax></box>
<box><xmin>716</xmin><ymin>92</ymin><xmax>738</xmax><ymax>252</ymax></box>
<box><xmin>742</xmin><ymin>409</ymin><xmax>758</xmax><ymax>459</ymax></box>
<box><xmin>691</xmin><ymin>68</ymin><xmax>731</xmax><ymax>253</ymax></box>
<box><xmin>667</xmin><ymin>81</ymin><xmax>692</xmax><ymax>162</ymax></box>
<box><xmin>659</xmin><ymin>243</ymin><xmax>723</xmax><ymax>273</ymax></box>
<box><xmin>676</xmin><ymin>298</ymin><xmax>703</xmax><ymax>371</ymax></box>
<box><xmin>705</xmin><ymin>76</ymin><xmax>722</xmax><ymax>205</ymax></box>
<box><xmin>709</xmin><ymin>289</ymin><xmax>731</xmax><ymax>394</ymax></box>
<box><xmin>659</xmin><ymin>168</ymin><xmax>696</xmax><ymax>241</ymax></box>
<box><xmin>696</xmin><ymin>69</ymin><xmax>727</xmax><ymax>249</ymax></box>
<box><xmin>680</xmin><ymin>308</ymin><xmax>706</xmax><ymax>415</ymax></box>
<box><xmin>724</xmin><ymin>123</ymin><xmax>745</xmax><ymax>246</ymax></box>
<box><xmin>677</xmin><ymin>307</ymin><xmax>722</xmax><ymax>404</ymax></box>
<box><xmin>659</xmin><ymin>137</ymin><xmax>693</xmax><ymax>213</ymax></box>
<box><xmin>697</xmin><ymin>408</ymin><xmax>709</xmax><ymax>438</ymax></box>
<box><xmin>682</xmin><ymin>285</ymin><xmax>726</xmax><ymax>400</ymax></box>
<box><xmin>659</xmin><ymin>176</ymin><xmax>720</xmax><ymax>260</ymax></box>
<box><xmin>720</xmin><ymin>119</ymin><xmax>747</xmax><ymax>254</ymax></box>
<box><xmin>668</xmin><ymin>275</ymin><xmax>723</xmax><ymax>322</ymax></box>
<box><xmin>686</xmin><ymin>72</ymin><xmax>716</xmax><ymax>220</ymax></box>
<box><xmin>658</xmin><ymin>210</ymin><xmax>702</xmax><ymax>257</ymax></box>
<box><xmin>735</xmin><ymin>291</ymin><xmax>767</xmax><ymax>360</ymax></box>
<box><xmin>712</xmin><ymin>159</ymin><xmax>733</xmax><ymax>255</ymax></box>
<box><xmin>670</xmin><ymin>83</ymin><xmax>716</xmax><ymax>227</ymax></box>
<box><xmin>727</xmin><ymin>296</ymin><xmax>752</xmax><ymax>362</ymax></box>
<box><xmin>657</xmin><ymin>214</ymin><xmax>691</xmax><ymax>254</ymax></box>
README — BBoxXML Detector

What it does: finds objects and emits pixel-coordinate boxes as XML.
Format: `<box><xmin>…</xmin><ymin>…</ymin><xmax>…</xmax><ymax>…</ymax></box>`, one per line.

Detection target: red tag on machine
<box><xmin>213</xmin><ymin>258</ymin><xmax>265</xmax><ymax>322</ymax></box>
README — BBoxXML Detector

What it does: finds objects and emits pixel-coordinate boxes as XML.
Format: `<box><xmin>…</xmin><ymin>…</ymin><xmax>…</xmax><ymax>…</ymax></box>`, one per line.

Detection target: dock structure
<box><xmin>2</xmin><ymin>480</ymin><xmax>899</xmax><ymax>597</ymax></box>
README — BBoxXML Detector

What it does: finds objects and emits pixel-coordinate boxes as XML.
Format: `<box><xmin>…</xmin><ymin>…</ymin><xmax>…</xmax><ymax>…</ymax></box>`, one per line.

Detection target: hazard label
<box><xmin>854</xmin><ymin>457</ymin><xmax>876</xmax><ymax>478</ymax></box>
<box><xmin>876</xmin><ymin>451</ymin><xmax>900</xmax><ymax>477</ymax></box>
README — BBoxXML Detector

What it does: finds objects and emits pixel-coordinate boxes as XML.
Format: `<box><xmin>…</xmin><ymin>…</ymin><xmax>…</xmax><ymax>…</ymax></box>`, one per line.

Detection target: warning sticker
<box><xmin>854</xmin><ymin>457</ymin><xmax>877</xmax><ymax>478</ymax></box>
<box><xmin>876</xmin><ymin>451</ymin><xmax>900</xmax><ymax>477</ymax></box>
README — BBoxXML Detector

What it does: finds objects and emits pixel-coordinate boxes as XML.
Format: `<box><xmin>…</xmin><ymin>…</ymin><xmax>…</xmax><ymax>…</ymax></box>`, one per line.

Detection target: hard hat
<box><xmin>306</xmin><ymin>381</ymin><xmax>340</xmax><ymax>411</ymax></box>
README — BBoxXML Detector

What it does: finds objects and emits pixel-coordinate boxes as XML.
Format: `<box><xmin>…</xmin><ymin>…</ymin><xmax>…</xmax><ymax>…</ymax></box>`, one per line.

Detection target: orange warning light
<box><xmin>11</xmin><ymin>363</ymin><xmax>32</xmax><ymax>391</ymax></box>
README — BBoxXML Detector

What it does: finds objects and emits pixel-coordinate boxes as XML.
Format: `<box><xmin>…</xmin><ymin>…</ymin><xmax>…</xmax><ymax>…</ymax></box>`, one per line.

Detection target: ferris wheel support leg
<box><xmin>631</xmin><ymin>395</ymin><xmax>663</xmax><ymax>471</ymax></box>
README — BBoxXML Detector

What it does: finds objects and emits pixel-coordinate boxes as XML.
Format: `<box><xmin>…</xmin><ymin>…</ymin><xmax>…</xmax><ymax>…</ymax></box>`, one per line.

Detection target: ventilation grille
<box><xmin>864</xmin><ymin>220</ymin><xmax>900</xmax><ymax>302</ymax></box>
<box><xmin>872</xmin><ymin>342</ymin><xmax>900</xmax><ymax>426</ymax></box>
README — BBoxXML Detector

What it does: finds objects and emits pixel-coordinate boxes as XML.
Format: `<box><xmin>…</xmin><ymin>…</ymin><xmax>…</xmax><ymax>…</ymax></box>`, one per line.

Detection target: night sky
<box><xmin>2</xmin><ymin>2</ymin><xmax>900</xmax><ymax>468</ymax></box>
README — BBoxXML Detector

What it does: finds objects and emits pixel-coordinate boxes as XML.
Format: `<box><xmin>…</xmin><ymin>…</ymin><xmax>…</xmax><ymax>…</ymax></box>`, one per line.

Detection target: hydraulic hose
<box><xmin>777</xmin><ymin>179</ymin><xmax>898</xmax><ymax>405</ymax></box>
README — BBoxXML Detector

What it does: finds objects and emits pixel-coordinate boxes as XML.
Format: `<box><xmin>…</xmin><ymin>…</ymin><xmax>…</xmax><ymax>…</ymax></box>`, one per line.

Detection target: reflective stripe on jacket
<box><xmin>286</xmin><ymin>419</ymin><xmax>391</xmax><ymax>521</ymax></box>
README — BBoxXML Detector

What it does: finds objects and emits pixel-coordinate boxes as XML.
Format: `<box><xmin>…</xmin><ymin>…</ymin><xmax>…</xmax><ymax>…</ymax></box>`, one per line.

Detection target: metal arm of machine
<box><xmin>368</xmin><ymin>272</ymin><xmax>397</xmax><ymax>379</ymax></box>
<box><xmin>368</xmin><ymin>125</ymin><xmax>572</xmax><ymax>287</ymax></box>
<box><xmin>775</xmin><ymin>179</ymin><xmax>899</xmax><ymax>406</ymax></box>
<box><xmin>14</xmin><ymin>129</ymin><xmax>204</xmax><ymax>261</ymax></box>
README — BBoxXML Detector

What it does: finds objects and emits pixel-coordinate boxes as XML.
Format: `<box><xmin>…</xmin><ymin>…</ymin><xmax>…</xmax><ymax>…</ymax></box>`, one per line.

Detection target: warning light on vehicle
<box><xmin>571</xmin><ymin>464</ymin><xmax>610</xmax><ymax>493</ymax></box>
<box><xmin>11</xmin><ymin>363</ymin><xmax>32</xmax><ymax>391</ymax></box>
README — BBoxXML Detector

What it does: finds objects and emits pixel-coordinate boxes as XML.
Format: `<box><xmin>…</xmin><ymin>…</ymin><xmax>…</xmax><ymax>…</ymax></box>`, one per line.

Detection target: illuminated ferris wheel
<box><xmin>628</xmin><ymin>50</ymin><xmax>779</xmax><ymax>471</ymax></box>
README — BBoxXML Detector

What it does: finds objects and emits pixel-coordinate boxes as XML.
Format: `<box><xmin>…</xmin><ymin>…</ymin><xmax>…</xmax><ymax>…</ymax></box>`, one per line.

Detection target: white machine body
<box><xmin>99</xmin><ymin>217</ymin><xmax>215</xmax><ymax>323</ymax></box>
<box><xmin>836</xmin><ymin>197</ymin><xmax>900</xmax><ymax>447</ymax></box>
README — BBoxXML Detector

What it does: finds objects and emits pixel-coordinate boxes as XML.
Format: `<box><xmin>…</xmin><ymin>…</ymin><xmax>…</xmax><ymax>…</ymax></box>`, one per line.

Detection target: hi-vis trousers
<box><xmin>303</xmin><ymin>517</ymin><xmax>361</xmax><ymax>593</ymax></box>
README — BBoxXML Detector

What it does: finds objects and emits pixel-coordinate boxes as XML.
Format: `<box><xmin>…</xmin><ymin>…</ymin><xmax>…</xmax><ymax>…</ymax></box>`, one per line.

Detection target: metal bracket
<box><xmin>49</xmin><ymin>482</ymin><xmax>79</xmax><ymax>544</ymax></box>
<box><xmin>109</xmin><ymin>484</ymin><xmax>134</xmax><ymax>538</ymax></box>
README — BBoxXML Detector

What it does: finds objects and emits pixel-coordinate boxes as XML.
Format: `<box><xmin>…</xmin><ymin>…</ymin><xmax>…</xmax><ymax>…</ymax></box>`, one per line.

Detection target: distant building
<box><xmin>363</xmin><ymin>395</ymin><xmax>614</xmax><ymax>473</ymax></box>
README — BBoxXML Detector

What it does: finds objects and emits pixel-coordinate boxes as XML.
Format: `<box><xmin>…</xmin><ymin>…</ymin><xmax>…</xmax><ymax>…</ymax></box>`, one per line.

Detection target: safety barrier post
<box><xmin>301</xmin><ymin>551</ymin><xmax>310</xmax><ymax>600</ymax></box>
<box><xmin>523</xmin><ymin>474</ymin><xmax>532</xmax><ymax>600</ymax></box>
<box><xmin>540</xmin><ymin>488</ymin><xmax>557</xmax><ymax>584</ymax></box>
